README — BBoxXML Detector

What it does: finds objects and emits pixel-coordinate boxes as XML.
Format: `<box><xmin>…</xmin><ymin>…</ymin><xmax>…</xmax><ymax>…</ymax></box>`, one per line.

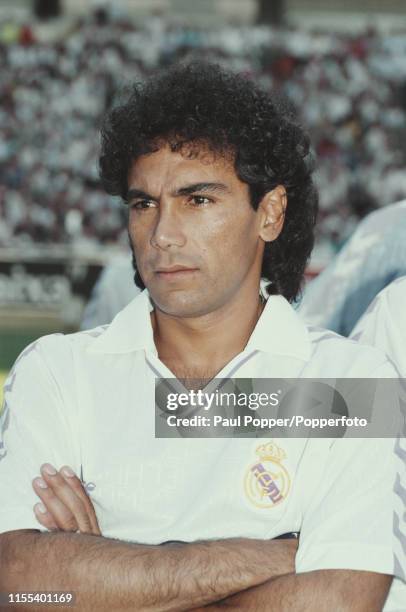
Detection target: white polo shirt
<box><xmin>1</xmin><ymin>290</ymin><xmax>405</xmax><ymax>610</ymax></box>
<box><xmin>351</xmin><ymin>276</ymin><xmax>406</xmax><ymax>377</ymax></box>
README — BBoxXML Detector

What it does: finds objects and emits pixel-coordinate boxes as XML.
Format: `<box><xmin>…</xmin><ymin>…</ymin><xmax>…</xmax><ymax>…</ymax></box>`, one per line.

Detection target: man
<box><xmin>349</xmin><ymin>276</ymin><xmax>406</xmax><ymax>612</ymax></box>
<box><xmin>299</xmin><ymin>199</ymin><xmax>406</xmax><ymax>336</ymax></box>
<box><xmin>0</xmin><ymin>62</ymin><xmax>403</xmax><ymax>610</ymax></box>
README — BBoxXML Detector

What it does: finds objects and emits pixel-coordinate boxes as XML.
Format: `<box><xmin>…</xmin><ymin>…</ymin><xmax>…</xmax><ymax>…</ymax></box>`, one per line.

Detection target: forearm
<box><xmin>0</xmin><ymin>531</ymin><xmax>296</xmax><ymax>612</ymax></box>
<box><xmin>197</xmin><ymin>569</ymin><xmax>392</xmax><ymax>612</ymax></box>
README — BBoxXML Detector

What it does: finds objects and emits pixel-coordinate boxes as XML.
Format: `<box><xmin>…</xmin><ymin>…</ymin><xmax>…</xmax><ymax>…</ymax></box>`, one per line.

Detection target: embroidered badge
<box><xmin>244</xmin><ymin>441</ymin><xmax>290</xmax><ymax>508</ymax></box>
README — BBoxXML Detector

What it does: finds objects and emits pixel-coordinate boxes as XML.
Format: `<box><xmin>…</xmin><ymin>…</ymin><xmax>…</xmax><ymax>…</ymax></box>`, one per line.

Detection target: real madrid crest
<box><xmin>244</xmin><ymin>441</ymin><xmax>290</xmax><ymax>508</ymax></box>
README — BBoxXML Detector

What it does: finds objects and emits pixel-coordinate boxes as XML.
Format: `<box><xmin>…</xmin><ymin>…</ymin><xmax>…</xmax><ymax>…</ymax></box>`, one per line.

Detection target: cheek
<box><xmin>190</xmin><ymin>216</ymin><xmax>229</xmax><ymax>265</ymax></box>
<box><xmin>129</xmin><ymin>216</ymin><xmax>151</xmax><ymax>253</ymax></box>
<box><xmin>193</xmin><ymin>214</ymin><xmax>258</xmax><ymax>283</ymax></box>
<box><xmin>199</xmin><ymin>209</ymin><xmax>257</xmax><ymax>255</ymax></box>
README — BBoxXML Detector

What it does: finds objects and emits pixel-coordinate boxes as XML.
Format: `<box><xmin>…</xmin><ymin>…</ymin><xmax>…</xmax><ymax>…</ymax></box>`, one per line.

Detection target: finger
<box><xmin>60</xmin><ymin>466</ymin><xmax>100</xmax><ymax>534</ymax></box>
<box><xmin>59</xmin><ymin>466</ymin><xmax>101</xmax><ymax>535</ymax></box>
<box><xmin>32</xmin><ymin>476</ymin><xmax>79</xmax><ymax>532</ymax></box>
<box><xmin>39</xmin><ymin>464</ymin><xmax>93</xmax><ymax>534</ymax></box>
<box><xmin>33</xmin><ymin>502</ymin><xmax>59</xmax><ymax>531</ymax></box>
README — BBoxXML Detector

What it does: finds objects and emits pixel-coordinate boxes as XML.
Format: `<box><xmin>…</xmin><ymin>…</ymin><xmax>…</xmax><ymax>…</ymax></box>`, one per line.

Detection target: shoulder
<box><xmin>9</xmin><ymin>325</ymin><xmax>110</xmax><ymax>378</ymax></box>
<box><xmin>379</xmin><ymin>276</ymin><xmax>406</xmax><ymax>313</ymax></box>
<box><xmin>3</xmin><ymin>326</ymin><xmax>116</xmax><ymax>410</ymax></box>
<box><xmin>349</xmin><ymin>277</ymin><xmax>406</xmax><ymax>374</ymax></box>
<box><xmin>358</xmin><ymin>199</ymin><xmax>406</xmax><ymax>232</ymax></box>
<box><xmin>305</xmin><ymin>324</ymin><xmax>396</xmax><ymax>377</ymax></box>
<box><xmin>352</xmin><ymin>276</ymin><xmax>406</xmax><ymax>334</ymax></box>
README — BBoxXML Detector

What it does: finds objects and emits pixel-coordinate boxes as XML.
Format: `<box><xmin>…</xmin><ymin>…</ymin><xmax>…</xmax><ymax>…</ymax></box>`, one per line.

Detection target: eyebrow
<box><xmin>174</xmin><ymin>182</ymin><xmax>230</xmax><ymax>196</ymax></box>
<box><xmin>126</xmin><ymin>188</ymin><xmax>152</xmax><ymax>203</ymax></box>
<box><xmin>126</xmin><ymin>182</ymin><xmax>230</xmax><ymax>203</ymax></box>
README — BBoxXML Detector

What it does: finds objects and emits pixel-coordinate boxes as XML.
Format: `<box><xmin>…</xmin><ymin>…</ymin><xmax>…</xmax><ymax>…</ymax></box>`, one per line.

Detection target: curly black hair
<box><xmin>99</xmin><ymin>61</ymin><xmax>318</xmax><ymax>302</ymax></box>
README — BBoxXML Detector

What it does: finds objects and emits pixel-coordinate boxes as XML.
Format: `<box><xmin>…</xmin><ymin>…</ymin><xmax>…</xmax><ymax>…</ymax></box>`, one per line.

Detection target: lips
<box><xmin>155</xmin><ymin>265</ymin><xmax>198</xmax><ymax>279</ymax></box>
<box><xmin>156</xmin><ymin>266</ymin><xmax>197</xmax><ymax>273</ymax></box>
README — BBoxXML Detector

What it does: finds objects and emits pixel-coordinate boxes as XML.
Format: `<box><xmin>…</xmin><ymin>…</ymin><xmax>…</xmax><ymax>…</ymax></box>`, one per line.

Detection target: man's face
<box><xmin>127</xmin><ymin>144</ymin><xmax>266</xmax><ymax>318</ymax></box>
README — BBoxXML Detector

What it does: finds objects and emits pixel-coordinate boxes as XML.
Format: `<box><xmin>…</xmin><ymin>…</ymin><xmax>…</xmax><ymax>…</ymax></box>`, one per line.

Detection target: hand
<box><xmin>32</xmin><ymin>463</ymin><xmax>101</xmax><ymax>536</ymax></box>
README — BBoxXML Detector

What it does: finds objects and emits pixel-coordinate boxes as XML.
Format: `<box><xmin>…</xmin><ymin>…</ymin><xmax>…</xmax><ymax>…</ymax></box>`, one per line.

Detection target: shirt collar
<box><xmin>88</xmin><ymin>289</ymin><xmax>156</xmax><ymax>354</ymax></box>
<box><xmin>88</xmin><ymin>287</ymin><xmax>311</xmax><ymax>362</ymax></box>
<box><xmin>245</xmin><ymin>294</ymin><xmax>311</xmax><ymax>361</ymax></box>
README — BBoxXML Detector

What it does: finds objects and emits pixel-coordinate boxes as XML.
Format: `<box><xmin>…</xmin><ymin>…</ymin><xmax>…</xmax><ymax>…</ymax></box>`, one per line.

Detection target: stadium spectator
<box><xmin>0</xmin><ymin>13</ymin><xmax>406</xmax><ymax>255</ymax></box>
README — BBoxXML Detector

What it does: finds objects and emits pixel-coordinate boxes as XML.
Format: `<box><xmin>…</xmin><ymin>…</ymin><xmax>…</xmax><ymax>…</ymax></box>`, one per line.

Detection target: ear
<box><xmin>258</xmin><ymin>185</ymin><xmax>287</xmax><ymax>243</ymax></box>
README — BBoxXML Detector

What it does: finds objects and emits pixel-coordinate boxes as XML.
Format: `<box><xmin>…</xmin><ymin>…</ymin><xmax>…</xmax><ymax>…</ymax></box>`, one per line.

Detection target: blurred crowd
<box><xmin>1</xmin><ymin>8</ymin><xmax>406</xmax><ymax>261</ymax></box>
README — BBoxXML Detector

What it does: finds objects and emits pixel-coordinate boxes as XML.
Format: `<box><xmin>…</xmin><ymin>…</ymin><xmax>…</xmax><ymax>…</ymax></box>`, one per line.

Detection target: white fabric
<box><xmin>351</xmin><ymin>276</ymin><xmax>406</xmax><ymax>377</ymax></box>
<box><xmin>350</xmin><ymin>276</ymin><xmax>406</xmax><ymax>610</ymax></box>
<box><xmin>80</xmin><ymin>254</ymin><xmax>139</xmax><ymax>330</ymax></box>
<box><xmin>1</xmin><ymin>289</ymin><xmax>405</xmax><ymax>610</ymax></box>
<box><xmin>299</xmin><ymin>200</ymin><xmax>406</xmax><ymax>336</ymax></box>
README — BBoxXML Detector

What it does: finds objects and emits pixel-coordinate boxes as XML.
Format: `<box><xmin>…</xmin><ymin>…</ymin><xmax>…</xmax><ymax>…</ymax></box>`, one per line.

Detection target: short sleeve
<box><xmin>0</xmin><ymin>335</ymin><xmax>80</xmax><ymax>535</ymax></box>
<box><xmin>295</xmin><ymin>436</ymin><xmax>406</xmax><ymax>610</ymax></box>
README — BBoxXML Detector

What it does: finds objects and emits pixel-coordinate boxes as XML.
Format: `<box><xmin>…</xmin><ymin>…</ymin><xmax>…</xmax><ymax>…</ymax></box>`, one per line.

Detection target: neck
<box><xmin>151</xmin><ymin>282</ymin><xmax>265</xmax><ymax>377</ymax></box>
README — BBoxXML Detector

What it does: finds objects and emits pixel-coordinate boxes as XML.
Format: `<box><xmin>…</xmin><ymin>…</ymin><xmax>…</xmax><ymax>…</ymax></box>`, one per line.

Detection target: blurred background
<box><xmin>1</xmin><ymin>0</ymin><xmax>406</xmax><ymax>396</ymax></box>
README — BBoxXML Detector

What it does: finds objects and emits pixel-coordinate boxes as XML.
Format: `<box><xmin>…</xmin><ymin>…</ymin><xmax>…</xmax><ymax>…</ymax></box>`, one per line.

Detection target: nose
<box><xmin>150</xmin><ymin>203</ymin><xmax>187</xmax><ymax>250</ymax></box>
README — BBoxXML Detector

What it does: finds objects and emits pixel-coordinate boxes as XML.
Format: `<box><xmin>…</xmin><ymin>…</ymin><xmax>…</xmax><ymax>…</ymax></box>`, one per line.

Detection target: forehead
<box><xmin>127</xmin><ymin>144</ymin><xmax>245</xmax><ymax>193</ymax></box>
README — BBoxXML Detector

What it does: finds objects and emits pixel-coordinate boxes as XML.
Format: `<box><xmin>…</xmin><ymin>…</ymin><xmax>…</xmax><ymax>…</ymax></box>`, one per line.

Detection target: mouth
<box><xmin>155</xmin><ymin>266</ymin><xmax>199</xmax><ymax>280</ymax></box>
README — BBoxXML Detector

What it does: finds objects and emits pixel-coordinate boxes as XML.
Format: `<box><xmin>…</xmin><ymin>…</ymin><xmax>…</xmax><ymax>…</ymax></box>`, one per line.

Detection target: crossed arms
<box><xmin>0</xmin><ymin>464</ymin><xmax>392</xmax><ymax>612</ymax></box>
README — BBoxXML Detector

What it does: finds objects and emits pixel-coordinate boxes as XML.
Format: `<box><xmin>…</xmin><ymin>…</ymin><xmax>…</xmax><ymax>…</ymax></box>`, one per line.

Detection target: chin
<box><xmin>150</xmin><ymin>289</ymin><xmax>211</xmax><ymax>318</ymax></box>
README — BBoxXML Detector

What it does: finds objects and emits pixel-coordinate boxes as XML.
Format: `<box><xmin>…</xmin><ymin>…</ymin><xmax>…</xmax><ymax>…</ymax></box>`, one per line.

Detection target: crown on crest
<box><xmin>256</xmin><ymin>441</ymin><xmax>285</xmax><ymax>463</ymax></box>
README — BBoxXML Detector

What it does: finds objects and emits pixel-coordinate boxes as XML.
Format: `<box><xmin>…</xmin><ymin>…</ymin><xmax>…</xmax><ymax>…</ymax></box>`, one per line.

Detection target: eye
<box><xmin>189</xmin><ymin>195</ymin><xmax>213</xmax><ymax>206</ymax></box>
<box><xmin>130</xmin><ymin>199</ymin><xmax>157</xmax><ymax>210</ymax></box>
